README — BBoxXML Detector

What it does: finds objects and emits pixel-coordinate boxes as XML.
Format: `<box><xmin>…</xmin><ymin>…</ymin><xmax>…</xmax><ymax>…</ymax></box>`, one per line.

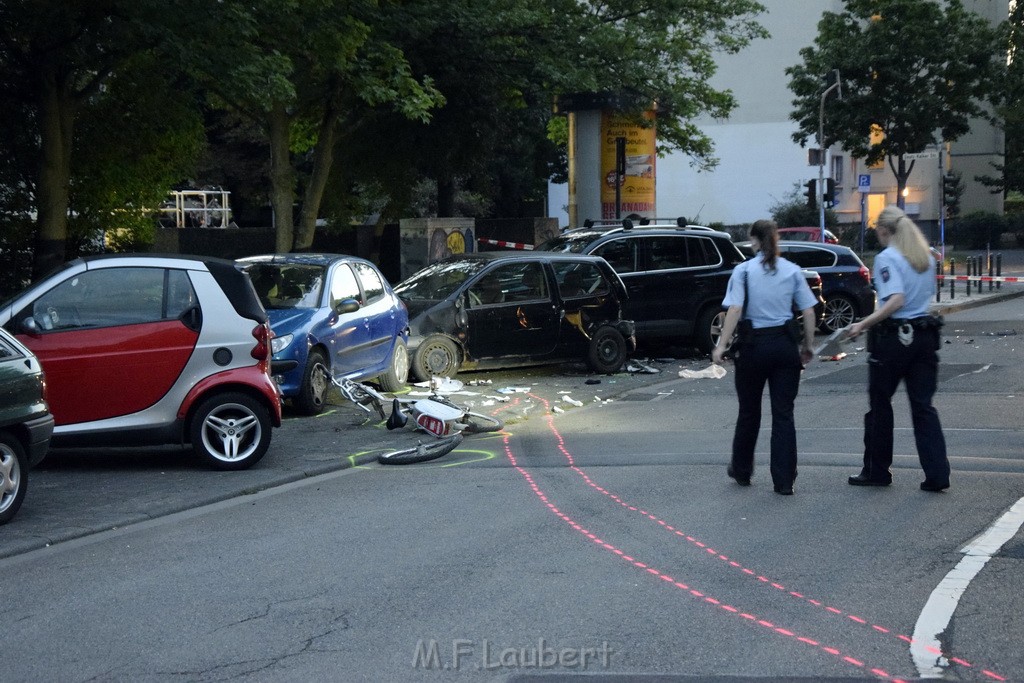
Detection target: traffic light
<box><xmin>804</xmin><ymin>179</ymin><xmax>817</xmax><ymax>209</ymax></box>
<box><xmin>942</xmin><ymin>173</ymin><xmax>961</xmax><ymax>218</ymax></box>
<box><xmin>824</xmin><ymin>178</ymin><xmax>837</xmax><ymax>207</ymax></box>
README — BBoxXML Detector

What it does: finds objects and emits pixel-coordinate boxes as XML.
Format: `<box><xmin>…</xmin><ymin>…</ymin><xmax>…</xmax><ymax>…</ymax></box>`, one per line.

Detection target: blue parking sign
<box><xmin>857</xmin><ymin>174</ymin><xmax>871</xmax><ymax>192</ymax></box>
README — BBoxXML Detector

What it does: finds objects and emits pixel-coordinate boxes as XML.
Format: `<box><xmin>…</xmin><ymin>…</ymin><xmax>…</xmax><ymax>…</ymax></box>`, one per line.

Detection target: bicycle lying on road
<box><xmin>332</xmin><ymin>376</ymin><xmax>504</xmax><ymax>465</ymax></box>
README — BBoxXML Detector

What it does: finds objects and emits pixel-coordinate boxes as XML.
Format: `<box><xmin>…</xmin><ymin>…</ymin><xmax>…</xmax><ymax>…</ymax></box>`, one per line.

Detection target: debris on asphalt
<box><xmin>984</xmin><ymin>329</ymin><xmax>1018</xmax><ymax>336</ymax></box>
<box><xmin>552</xmin><ymin>405</ymin><xmax>565</xmax><ymax>413</ymax></box>
<box><xmin>562</xmin><ymin>395</ymin><xmax>583</xmax><ymax>407</ymax></box>
<box><xmin>585</xmin><ymin>378</ymin><xmax>601</xmax><ymax>385</ymax></box>
<box><xmin>819</xmin><ymin>352</ymin><xmax>847</xmax><ymax>362</ymax></box>
<box><xmin>625</xmin><ymin>359</ymin><xmax>660</xmax><ymax>374</ymax></box>
<box><xmin>467</xmin><ymin>379</ymin><xmax>494</xmax><ymax>385</ymax></box>
<box><xmin>679</xmin><ymin>364</ymin><xmax>727</xmax><ymax>379</ymax></box>
<box><xmin>496</xmin><ymin>386</ymin><xmax>531</xmax><ymax>394</ymax></box>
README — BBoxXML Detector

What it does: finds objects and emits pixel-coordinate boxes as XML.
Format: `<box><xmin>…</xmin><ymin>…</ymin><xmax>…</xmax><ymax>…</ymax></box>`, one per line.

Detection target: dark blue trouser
<box><xmin>730</xmin><ymin>332</ymin><xmax>803</xmax><ymax>488</ymax></box>
<box><xmin>862</xmin><ymin>326</ymin><xmax>949</xmax><ymax>485</ymax></box>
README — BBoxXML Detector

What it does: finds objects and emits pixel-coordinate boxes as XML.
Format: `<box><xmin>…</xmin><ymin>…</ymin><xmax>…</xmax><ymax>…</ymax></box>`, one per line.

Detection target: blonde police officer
<box><xmin>845</xmin><ymin>205</ymin><xmax>949</xmax><ymax>491</ymax></box>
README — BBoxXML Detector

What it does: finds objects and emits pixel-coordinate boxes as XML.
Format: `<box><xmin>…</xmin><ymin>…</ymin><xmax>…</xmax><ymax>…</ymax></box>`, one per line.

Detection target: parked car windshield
<box><xmin>535</xmin><ymin>233</ymin><xmax>601</xmax><ymax>253</ymax></box>
<box><xmin>394</xmin><ymin>259</ymin><xmax>489</xmax><ymax>301</ymax></box>
<box><xmin>247</xmin><ymin>263</ymin><xmax>325</xmax><ymax>310</ymax></box>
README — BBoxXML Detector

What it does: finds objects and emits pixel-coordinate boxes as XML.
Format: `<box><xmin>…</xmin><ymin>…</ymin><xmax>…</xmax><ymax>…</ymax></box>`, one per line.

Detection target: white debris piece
<box><xmin>562</xmin><ymin>395</ymin><xmax>583</xmax><ymax>407</ymax></box>
<box><xmin>679</xmin><ymin>364</ymin><xmax>727</xmax><ymax>379</ymax></box>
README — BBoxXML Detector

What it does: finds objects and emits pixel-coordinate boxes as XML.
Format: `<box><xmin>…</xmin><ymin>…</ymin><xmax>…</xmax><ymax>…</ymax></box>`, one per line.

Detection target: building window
<box><xmin>831</xmin><ymin>155</ymin><xmax>844</xmax><ymax>184</ymax></box>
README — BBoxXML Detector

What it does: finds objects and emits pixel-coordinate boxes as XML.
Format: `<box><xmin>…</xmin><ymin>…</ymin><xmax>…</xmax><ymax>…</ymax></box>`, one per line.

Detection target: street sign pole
<box><xmin>857</xmin><ymin>173</ymin><xmax>870</xmax><ymax>254</ymax></box>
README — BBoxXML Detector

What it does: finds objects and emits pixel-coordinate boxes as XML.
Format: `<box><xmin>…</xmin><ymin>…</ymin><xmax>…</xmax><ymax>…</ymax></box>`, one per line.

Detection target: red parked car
<box><xmin>777</xmin><ymin>227</ymin><xmax>840</xmax><ymax>244</ymax></box>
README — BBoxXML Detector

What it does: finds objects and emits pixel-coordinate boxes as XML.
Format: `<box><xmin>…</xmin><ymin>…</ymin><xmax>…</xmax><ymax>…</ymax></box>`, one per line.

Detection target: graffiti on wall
<box><xmin>428</xmin><ymin>227</ymin><xmax>475</xmax><ymax>262</ymax></box>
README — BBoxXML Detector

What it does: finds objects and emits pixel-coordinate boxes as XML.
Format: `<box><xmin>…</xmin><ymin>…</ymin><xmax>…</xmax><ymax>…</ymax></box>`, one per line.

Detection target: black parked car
<box><xmin>394</xmin><ymin>252</ymin><xmax>635</xmax><ymax>379</ymax></box>
<box><xmin>0</xmin><ymin>327</ymin><xmax>54</xmax><ymax>524</ymax></box>
<box><xmin>777</xmin><ymin>242</ymin><xmax>876</xmax><ymax>333</ymax></box>
<box><xmin>537</xmin><ymin>220</ymin><xmax>823</xmax><ymax>352</ymax></box>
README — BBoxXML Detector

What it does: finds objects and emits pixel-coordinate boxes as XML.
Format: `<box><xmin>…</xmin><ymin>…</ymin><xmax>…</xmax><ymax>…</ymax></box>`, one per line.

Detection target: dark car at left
<box><xmin>0</xmin><ymin>327</ymin><xmax>53</xmax><ymax>524</ymax></box>
<box><xmin>393</xmin><ymin>252</ymin><xmax>635</xmax><ymax>380</ymax></box>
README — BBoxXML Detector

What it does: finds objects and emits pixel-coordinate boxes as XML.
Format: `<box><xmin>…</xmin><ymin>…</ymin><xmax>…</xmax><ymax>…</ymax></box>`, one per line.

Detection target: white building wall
<box><xmin>548</xmin><ymin>0</ymin><xmax>1006</xmax><ymax>229</ymax></box>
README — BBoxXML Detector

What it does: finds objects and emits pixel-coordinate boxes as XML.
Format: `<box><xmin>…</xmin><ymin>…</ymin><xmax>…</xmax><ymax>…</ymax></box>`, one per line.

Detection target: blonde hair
<box><xmin>877</xmin><ymin>205</ymin><xmax>931</xmax><ymax>273</ymax></box>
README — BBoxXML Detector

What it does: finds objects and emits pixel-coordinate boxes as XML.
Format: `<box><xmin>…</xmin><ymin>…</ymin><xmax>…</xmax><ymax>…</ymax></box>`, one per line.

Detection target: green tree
<box><xmin>197</xmin><ymin>0</ymin><xmax>443</xmax><ymax>252</ymax></box>
<box><xmin>787</xmin><ymin>0</ymin><xmax>1005</xmax><ymax>208</ymax></box>
<box><xmin>326</xmin><ymin>0</ymin><xmax>769</xmax><ymax>219</ymax></box>
<box><xmin>978</xmin><ymin>1</ymin><xmax>1024</xmax><ymax>197</ymax></box>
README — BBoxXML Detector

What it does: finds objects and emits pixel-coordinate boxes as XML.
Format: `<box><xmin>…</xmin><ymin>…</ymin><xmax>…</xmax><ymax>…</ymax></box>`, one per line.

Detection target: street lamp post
<box><xmin>817</xmin><ymin>70</ymin><xmax>842</xmax><ymax>241</ymax></box>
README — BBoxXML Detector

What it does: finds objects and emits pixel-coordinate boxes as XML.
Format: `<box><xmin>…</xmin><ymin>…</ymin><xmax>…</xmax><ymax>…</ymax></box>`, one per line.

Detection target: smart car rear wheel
<box><xmin>412</xmin><ymin>336</ymin><xmax>461</xmax><ymax>381</ymax></box>
<box><xmin>0</xmin><ymin>433</ymin><xmax>28</xmax><ymax>525</ymax></box>
<box><xmin>190</xmin><ymin>392</ymin><xmax>272</xmax><ymax>470</ymax></box>
<box><xmin>377</xmin><ymin>340</ymin><xmax>409</xmax><ymax>392</ymax></box>
<box><xmin>820</xmin><ymin>294</ymin><xmax>857</xmax><ymax>333</ymax></box>
<box><xmin>587</xmin><ymin>326</ymin><xmax>628</xmax><ymax>374</ymax></box>
<box><xmin>296</xmin><ymin>349</ymin><xmax>330</xmax><ymax>415</ymax></box>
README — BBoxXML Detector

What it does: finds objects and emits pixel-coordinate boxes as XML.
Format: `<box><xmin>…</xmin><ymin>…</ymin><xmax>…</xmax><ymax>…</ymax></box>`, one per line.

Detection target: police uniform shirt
<box><xmin>722</xmin><ymin>254</ymin><xmax>819</xmax><ymax>328</ymax></box>
<box><xmin>873</xmin><ymin>247</ymin><xmax>936</xmax><ymax>319</ymax></box>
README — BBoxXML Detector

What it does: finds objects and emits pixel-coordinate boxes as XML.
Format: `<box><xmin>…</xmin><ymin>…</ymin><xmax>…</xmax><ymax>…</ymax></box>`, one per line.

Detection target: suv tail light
<box><xmin>858</xmin><ymin>265</ymin><xmax>871</xmax><ymax>285</ymax></box>
<box><xmin>251</xmin><ymin>321</ymin><xmax>271</xmax><ymax>370</ymax></box>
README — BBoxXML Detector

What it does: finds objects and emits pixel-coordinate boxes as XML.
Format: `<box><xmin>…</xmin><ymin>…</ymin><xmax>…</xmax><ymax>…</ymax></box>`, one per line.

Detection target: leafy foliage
<box><xmin>787</xmin><ymin>0</ymin><xmax>1004</xmax><ymax>193</ymax></box>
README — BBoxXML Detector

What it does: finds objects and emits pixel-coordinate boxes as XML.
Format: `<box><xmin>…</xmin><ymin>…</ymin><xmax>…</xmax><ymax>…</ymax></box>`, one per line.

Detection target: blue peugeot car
<box><xmin>239</xmin><ymin>254</ymin><xmax>410</xmax><ymax>414</ymax></box>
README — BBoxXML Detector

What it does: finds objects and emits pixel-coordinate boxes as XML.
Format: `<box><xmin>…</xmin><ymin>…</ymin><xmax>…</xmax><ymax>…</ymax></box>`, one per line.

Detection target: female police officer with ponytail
<box><xmin>712</xmin><ymin>219</ymin><xmax>818</xmax><ymax>495</ymax></box>
<box><xmin>845</xmin><ymin>205</ymin><xmax>950</xmax><ymax>492</ymax></box>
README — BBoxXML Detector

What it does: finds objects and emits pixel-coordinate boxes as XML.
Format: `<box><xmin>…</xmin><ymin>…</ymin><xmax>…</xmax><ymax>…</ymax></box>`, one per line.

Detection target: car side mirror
<box><xmin>334</xmin><ymin>298</ymin><xmax>360</xmax><ymax>314</ymax></box>
<box><xmin>19</xmin><ymin>317</ymin><xmax>40</xmax><ymax>335</ymax></box>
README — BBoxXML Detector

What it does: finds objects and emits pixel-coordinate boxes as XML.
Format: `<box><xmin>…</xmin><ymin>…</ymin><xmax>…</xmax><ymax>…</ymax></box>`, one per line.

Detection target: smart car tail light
<box><xmin>251</xmin><ymin>321</ymin><xmax>271</xmax><ymax>371</ymax></box>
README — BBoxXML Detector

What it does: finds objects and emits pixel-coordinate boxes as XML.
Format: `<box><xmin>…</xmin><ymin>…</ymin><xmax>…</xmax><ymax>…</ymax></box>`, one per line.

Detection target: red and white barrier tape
<box><xmin>936</xmin><ymin>275</ymin><xmax>1024</xmax><ymax>283</ymax></box>
<box><xmin>478</xmin><ymin>238</ymin><xmax>534</xmax><ymax>250</ymax></box>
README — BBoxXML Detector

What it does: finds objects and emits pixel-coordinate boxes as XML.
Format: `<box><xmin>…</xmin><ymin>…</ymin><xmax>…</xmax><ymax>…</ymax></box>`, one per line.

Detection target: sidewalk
<box><xmin>930</xmin><ymin>281</ymin><xmax>1024</xmax><ymax>315</ymax></box>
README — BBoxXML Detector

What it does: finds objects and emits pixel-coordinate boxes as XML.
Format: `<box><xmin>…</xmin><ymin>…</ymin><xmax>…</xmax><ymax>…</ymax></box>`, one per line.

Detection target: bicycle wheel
<box><xmin>377</xmin><ymin>432</ymin><xmax>464</xmax><ymax>465</ymax></box>
<box><xmin>460</xmin><ymin>412</ymin><xmax>504</xmax><ymax>434</ymax></box>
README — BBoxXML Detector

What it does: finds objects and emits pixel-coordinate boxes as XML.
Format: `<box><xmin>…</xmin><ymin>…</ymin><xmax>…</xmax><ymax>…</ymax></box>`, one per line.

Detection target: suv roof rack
<box><xmin>581</xmin><ymin>216</ymin><xmax>693</xmax><ymax>231</ymax></box>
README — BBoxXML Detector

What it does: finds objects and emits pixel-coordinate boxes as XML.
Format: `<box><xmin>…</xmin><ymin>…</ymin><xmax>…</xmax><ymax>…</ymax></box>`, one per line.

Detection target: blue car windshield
<box><xmin>248</xmin><ymin>263</ymin><xmax>325</xmax><ymax>310</ymax></box>
<box><xmin>394</xmin><ymin>259</ymin><xmax>488</xmax><ymax>301</ymax></box>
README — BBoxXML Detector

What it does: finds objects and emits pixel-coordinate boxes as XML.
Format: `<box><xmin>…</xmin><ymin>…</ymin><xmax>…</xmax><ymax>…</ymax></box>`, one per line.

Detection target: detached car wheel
<box><xmin>190</xmin><ymin>392</ymin><xmax>272</xmax><ymax>470</ymax></box>
<box><xmin>588</xmin><ymin>326</ymin><xmax>628</xmax><ymax>374</ymax></box>
<box><xmin>412</xmin><ymin>336</ymin><xmax>460</xmax><ymax>381</ymax></box>
<box><xmin>296</xmin><ymin>349</ymin><xmax>330</xmax><ymax>415</ymax></box>
<box><xmin>377</xmin><ymin>340</ymin><xmax>410</xmax><ymax>392</ymax></box>
<box><xmin>0</xmin><ymin>433</ymin><xmax>28</xmax><ymax>525</ymax></box>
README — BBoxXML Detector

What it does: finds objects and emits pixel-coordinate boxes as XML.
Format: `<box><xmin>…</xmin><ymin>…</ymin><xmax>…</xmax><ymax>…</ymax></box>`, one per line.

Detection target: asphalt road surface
<box><xmin>2</xmin><ymin>295</ymin><xmax>1023</xmax><ymax>682</ymax></box>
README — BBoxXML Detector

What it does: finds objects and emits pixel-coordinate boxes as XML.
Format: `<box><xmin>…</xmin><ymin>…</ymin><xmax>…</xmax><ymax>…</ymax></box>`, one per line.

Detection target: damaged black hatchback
<box><xmin>394</xmin><ymin>252</ymin><xmax>635</xmax><ymax>380</ymax></box>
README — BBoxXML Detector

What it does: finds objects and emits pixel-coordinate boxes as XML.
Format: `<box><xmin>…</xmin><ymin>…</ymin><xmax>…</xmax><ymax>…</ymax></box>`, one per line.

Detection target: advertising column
<box><xmin>600</xmin><ymin>110</ymin><xmax>656</xmax><ymax>220</ymax></box>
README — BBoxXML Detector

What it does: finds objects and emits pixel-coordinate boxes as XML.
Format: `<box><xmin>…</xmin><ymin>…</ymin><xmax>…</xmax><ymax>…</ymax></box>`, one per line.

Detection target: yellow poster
<box><xmin>600</xmin><ymin>110</ymin><xmax>656</xmax><ymax>219</ymax></box>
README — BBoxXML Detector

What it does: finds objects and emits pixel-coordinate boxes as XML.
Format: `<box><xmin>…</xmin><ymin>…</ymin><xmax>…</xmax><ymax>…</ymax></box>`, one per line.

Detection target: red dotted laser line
<box><xmin>500</xmin><ymin>431</ymin><xmax>907</xmax><ymax>682</ymax></box>
<box><xmin>527</xmin><ymin>394</ymin><xmax>1007</xmax><ymax>682</ymax></box>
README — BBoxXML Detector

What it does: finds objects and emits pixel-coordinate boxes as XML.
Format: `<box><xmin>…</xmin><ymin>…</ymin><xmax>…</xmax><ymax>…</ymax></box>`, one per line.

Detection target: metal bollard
<box><xmin>950</xmin><ymin>258</ymin><xmax>955</xmax><ymax>299</ymax></box>
<box><xmin>966</xmin><ymin>256</ymin><xmax>972</xmax><ymax>297</ymax></box>
<box><xmin>989</xmin><ymin>252</ymin><xmax>994</xmax><ymax>292</ymax></box>
<box><xmin>997</xmin><ymin>253</ymin><xmax>1002</xmax><ymax>291</ymax></box>
<box><xmin>935</xmin><ymin>258</ymin><xmax>941</xmax><ymax>302</ymax></box>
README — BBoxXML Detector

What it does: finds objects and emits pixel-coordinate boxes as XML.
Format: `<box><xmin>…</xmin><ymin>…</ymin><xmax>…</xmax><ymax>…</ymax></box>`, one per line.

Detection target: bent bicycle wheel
<box><xmin>460</xmin><ymin>412</ymin><xmax>504</xmax><ymax>434</ymax></box>
<box><xmin>377</xmin><ymin>432</ymin><xmax>464</xmax><ymax>465</ymax></box>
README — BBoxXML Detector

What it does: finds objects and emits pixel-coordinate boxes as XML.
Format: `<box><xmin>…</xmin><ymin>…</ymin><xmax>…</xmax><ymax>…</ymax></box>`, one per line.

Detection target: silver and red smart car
<box><xmin>0</xmin><ymin>255</ymin><xmax>281</xmax><ymax>470</ymax></box>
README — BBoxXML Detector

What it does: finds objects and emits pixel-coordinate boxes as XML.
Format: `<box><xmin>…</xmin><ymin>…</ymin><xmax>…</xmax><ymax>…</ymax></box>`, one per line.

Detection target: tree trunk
<box><xmin>32</xmin><ymin>71</ymin><xmax>75</xmax><ymax>280</ymax></box>
<box><xmin>437</xmin><ymin>176</ymin><xmax>455</xmax><ymax>217</ymax></box>
<box><xmin>268</xmin><ymin>103</ymin><xmax>295</xmax><ymax>252</ymax></box>
<box><xmin>891</xmin><ymin>157</ymin><xmax>911</xmax><ymax>211</ymax></box>
<box><xmin>294</xmin><ymin>108</ymin><xmax>339</xmax><ymax>252</ymax></box>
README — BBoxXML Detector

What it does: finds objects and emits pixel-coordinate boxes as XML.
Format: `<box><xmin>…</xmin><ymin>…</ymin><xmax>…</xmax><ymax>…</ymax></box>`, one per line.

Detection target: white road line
<box><xmin>911</xmin><ymin>496</ymin><xmax>1024</xmax><ymax>677</ymax></box>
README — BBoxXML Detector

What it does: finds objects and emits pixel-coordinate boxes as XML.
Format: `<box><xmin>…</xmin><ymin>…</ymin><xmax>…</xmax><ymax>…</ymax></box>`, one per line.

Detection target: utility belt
<box><xmin>869</xmin><ymin>315</ymin><xmax>943</xmax><ymax>351</ymax></box>
<box><xmin>875</xmin><ymin>315</ymin><xmax>944</xmax><ymax>333</ymax></box>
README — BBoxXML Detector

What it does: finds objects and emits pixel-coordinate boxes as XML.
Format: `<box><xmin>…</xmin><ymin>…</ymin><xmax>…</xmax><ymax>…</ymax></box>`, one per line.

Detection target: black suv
<box><xmin>537</xmin><ymin>220</ymin><xmax>756</xmax><ymax>352</ymax></box>
<box><xmin>777</xmin><ymin>242</ymin><xmax>876</xmax><ymax>333</ymax></box>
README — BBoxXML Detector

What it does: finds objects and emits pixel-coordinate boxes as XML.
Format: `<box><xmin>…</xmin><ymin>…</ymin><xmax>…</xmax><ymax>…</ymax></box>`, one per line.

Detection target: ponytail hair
<box><xmin>877</xmin><ymin>205</ymin><xmax>931</xmax><ymax>273</ymax></box>
<box><xmin>750</xmin><ymin>219</ymin><xmax>780</xmax><ymax>272</ymax></box>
